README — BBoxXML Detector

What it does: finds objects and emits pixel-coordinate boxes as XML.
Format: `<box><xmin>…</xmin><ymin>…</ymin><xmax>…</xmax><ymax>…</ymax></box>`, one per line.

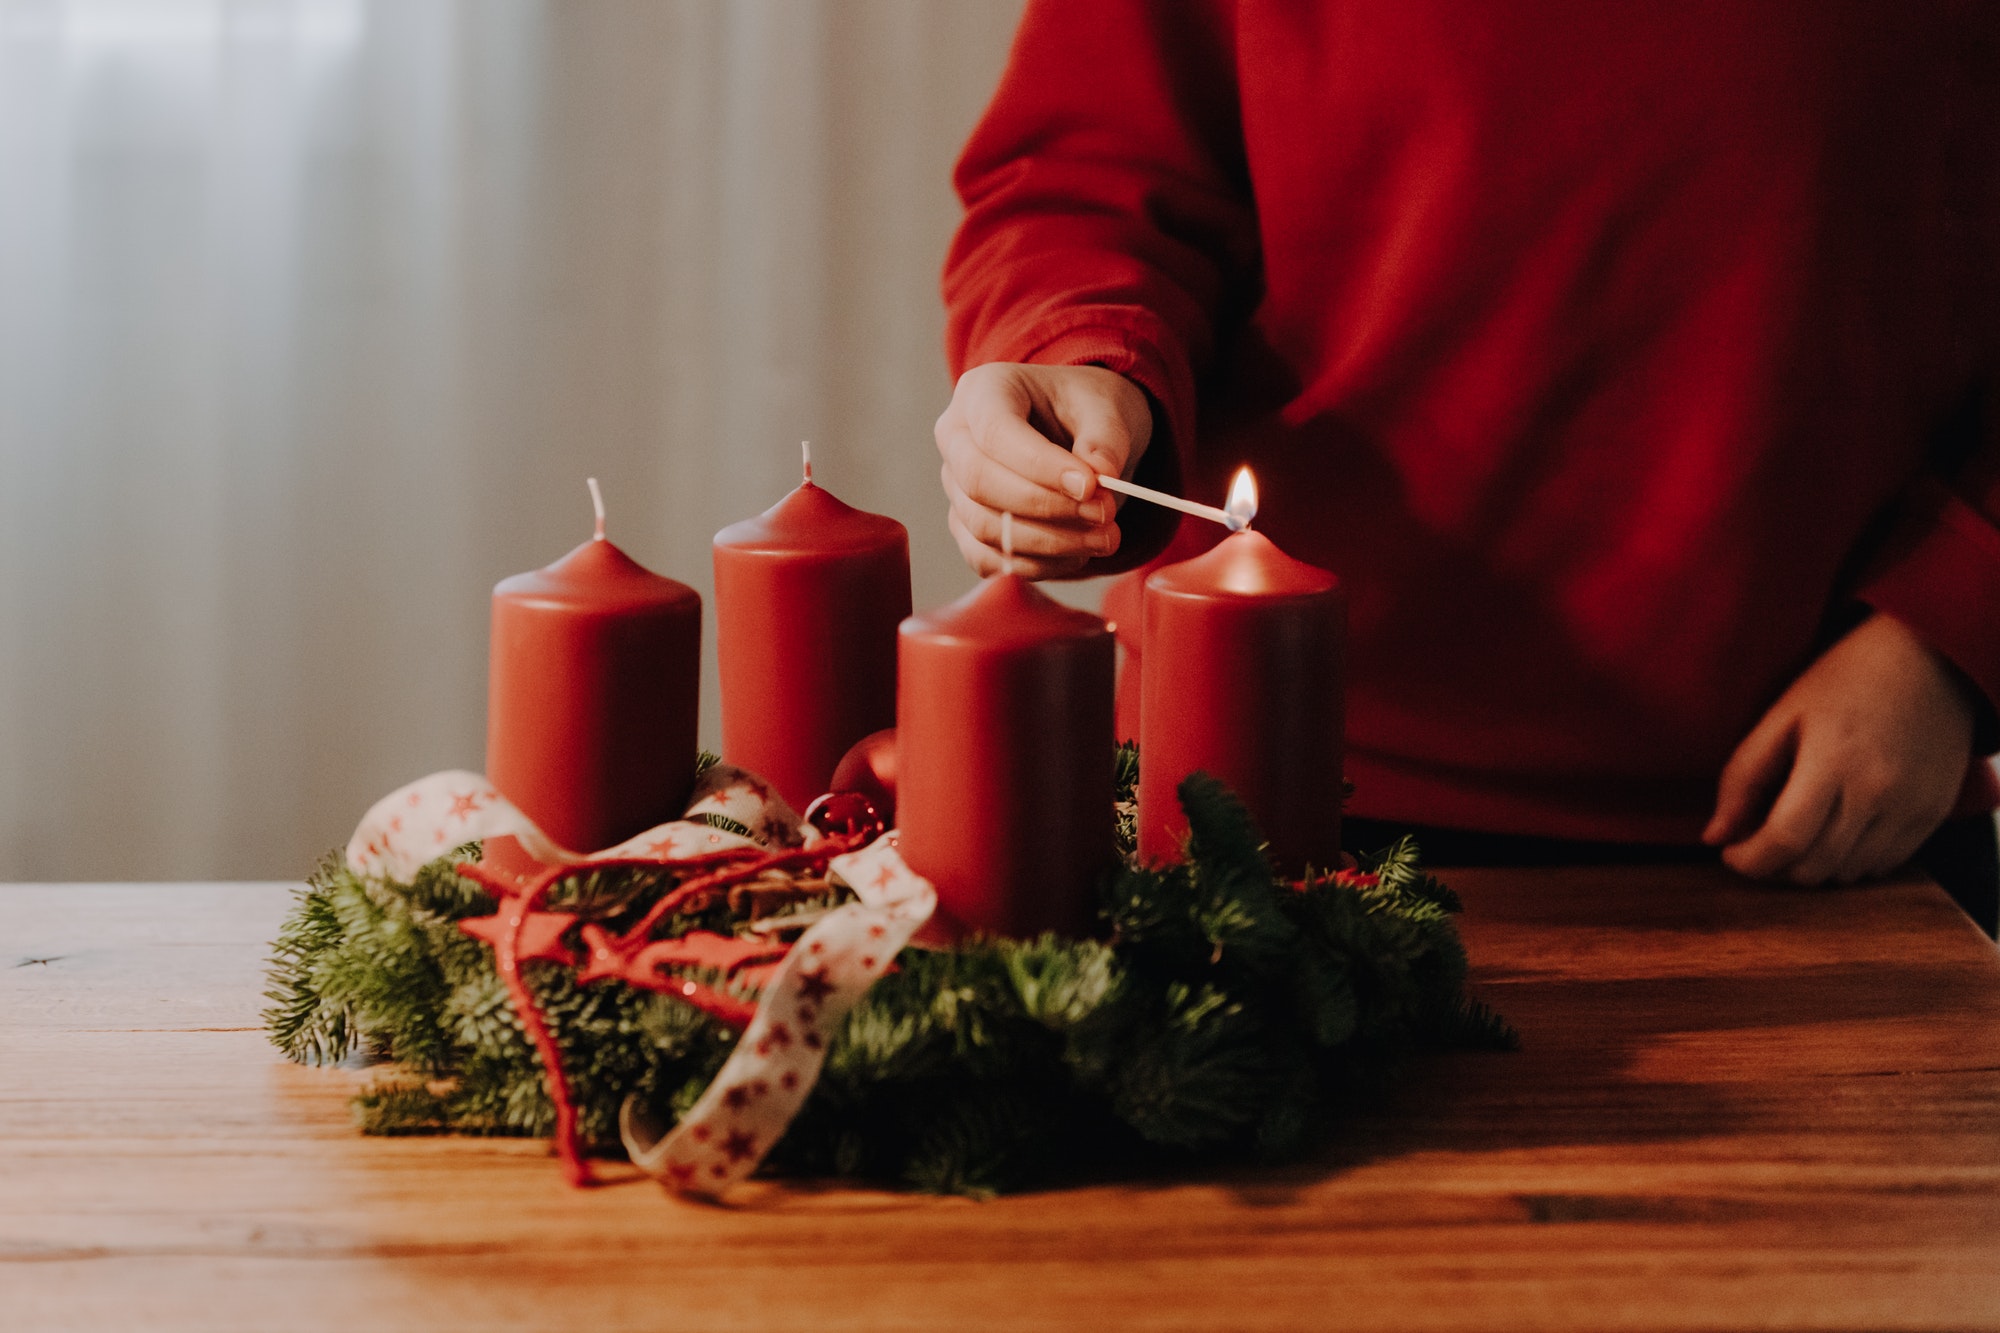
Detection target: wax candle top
<box><xmin>903</xmin><ymin>572</ymin><xmax>1111</xmax><ymax>648</ymax></box>
<box><xmin>1147</xmin><ymin>530</ymin><xmax>1337</xmax><ymax>600</ymax></box>
<box><xmin>495</xmin><ymin>538</ymin><xmax>700</xmax><ymax>613</ymax></box>
<box><xmin>714</xmin><ymin>481</ymin><xmax>907</xmax><ymax>555</ymax></box>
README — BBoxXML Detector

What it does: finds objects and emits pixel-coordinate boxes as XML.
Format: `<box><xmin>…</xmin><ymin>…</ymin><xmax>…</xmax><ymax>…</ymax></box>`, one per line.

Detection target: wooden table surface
<box><xmin>4</xmin><ymin>867</ymin><xmax>1999</xmax><ymax>1332</ymax></box>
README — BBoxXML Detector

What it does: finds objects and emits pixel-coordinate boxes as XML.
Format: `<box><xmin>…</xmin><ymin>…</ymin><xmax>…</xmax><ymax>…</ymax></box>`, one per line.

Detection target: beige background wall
<box><xmin>0</xmin><ymin>0</ymin><xmax>1029</xmax><ymax>879</ymax></box>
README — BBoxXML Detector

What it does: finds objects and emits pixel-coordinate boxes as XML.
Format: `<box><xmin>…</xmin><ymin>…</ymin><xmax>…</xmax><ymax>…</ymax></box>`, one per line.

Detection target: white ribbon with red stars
<box><xmin>346</xmin><ymin>764</ymin><xmax>811</xmax><ymax>883</ymax></box>
<box><xmin>343</xmin><ymin>766</ymin><xmax>934</xmax><ymax>1197</ymax></box>
<box><xmin>348</xmin><ymin>771</ymin><xmax>566</xmax><ymax>877</ymax></box>
<box><xmin>618</xmin><ymin>834</ymin><xmax>934</xmax><ymax>1195</ymax></box>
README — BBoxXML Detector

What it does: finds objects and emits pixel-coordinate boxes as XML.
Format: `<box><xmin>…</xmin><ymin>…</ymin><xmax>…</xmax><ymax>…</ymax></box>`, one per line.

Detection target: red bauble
<box><xmin>802</xmin><ymin>790</ymin><xmax>885</xmax><ymax>843</ymax></box>
<box><xmin>829</xmin><ymin>727</ymin><xmax>898</xmax><ymax>827</ymax></box>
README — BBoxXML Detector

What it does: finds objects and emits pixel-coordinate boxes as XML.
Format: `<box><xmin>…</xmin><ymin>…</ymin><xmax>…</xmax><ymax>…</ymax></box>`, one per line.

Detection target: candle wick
<box><xmin>801</xmin><ymin>440</ymin><xmax>812</xmax><ymax>484</ymax></box>
<box><xmin>1000</xmin><ymin>510</ymin><xmax>1016</xmax><ymax>576</ymax></box>
<box><xmin>587</xmin><ymin>477</ymin><xmax>606</xmax><ymax>541</ymax></box>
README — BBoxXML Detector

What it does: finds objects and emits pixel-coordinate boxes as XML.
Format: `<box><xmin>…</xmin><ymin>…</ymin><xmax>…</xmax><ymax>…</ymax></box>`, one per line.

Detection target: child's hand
<box><xmin>1704</xmin><ymin>612</ymin><xmax>1980</xmax><ymax>884</ymax></box>
<box><xmin>934</xmin><ymin>363</ymin><xmax>1152</xmax><ymax>578</ymax></box>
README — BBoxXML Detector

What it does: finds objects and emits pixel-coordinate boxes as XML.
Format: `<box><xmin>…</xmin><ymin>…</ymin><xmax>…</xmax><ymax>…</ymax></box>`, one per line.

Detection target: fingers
<box><xmin>1844</xmin><ymin>810</ymin><xmax>1930</xmax><ymax>883</ymax></box>
<box><xmin>1720</xmin><ymin>746</ymin><xmax>1842</xmax><ymax>882</ymax></box>
<box><xmin>939</xmin><ymin>408</ymin><xmax>1114</xmax><ymax>521</ymax></box>
<box><xmin>935</xmin><ymin>363</ymin><xmax>1150</xmax><ymax>579</ymax></box>
<box><xmin>1704</xmin><ymin>714</ymin><xmax>1795</xmax><ymax>847</ymax></box>
<box><xmin>1820</xmin><ymin>753</ymin><xmax>1925</xmax><ymax>883</ymax></box>
<box><xmin>943</xmin><ymin>433</ymin><xmax>1116</xmax><ymax>525</ymax></box>
<box><xmin>1722</xmin><ymin>740</ymin><xmax>1950</xmax><ymax>886</ymax></box>
<box><xmin>1711</xmin><ymin>612</ymin><xmax>1979</xmax><ymax>888</ymax></box>
<box><xmin>1047</xmin><ymin>371</ymin><xmax>1148</xmax><ymax>484</ymax></box>
<box><xmin>1710</xmin><ymin>697</ymin><xmax>1876</xmax><ymax>884</ymax></box>
<box><xmin>946</xmin><ymin>506</ymin><xmax>1090</xmax><ymax>580</ymax></box>
<box><xmin>940</xmin><ymin>365</ymin><xmax>1114</xmax><ymax>512</ymax></box>
<box><xmin>1786</xmin><ymin>789</ymin><xmax>1866</xmax><ymax>885</ymax></box>
<box><xmin>942</xmin><ymin>466</ymin><xmax>1118</xmax><ymax>563</ymax></box>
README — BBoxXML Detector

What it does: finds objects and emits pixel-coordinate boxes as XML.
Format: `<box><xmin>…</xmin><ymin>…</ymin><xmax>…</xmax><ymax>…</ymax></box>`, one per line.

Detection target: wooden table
<box><xmin>5</xmin><ymin>868</ymin><xmax>1999</xmax><ymax>1331</ymax></box>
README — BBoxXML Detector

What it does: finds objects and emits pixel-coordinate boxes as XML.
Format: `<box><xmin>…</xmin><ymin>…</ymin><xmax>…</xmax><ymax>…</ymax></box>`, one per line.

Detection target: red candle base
<box><xmin>488</xmin><ymin>538</ymin><xmax>702</xmax><ymax>854</ymax></box>
<box><xmin>713</xmin><ymin>481</ymin><xmax>910</xmax><ymax>814</ymax></box>
<box><xmin>1137</xmin><ymin>530</ymin><xmax>1344</xmax><ymax>876</ymax></box>
<box><xmin>897</xmin><ymin>576</ymin><xmax>1115</xmax><ymax>939</ymax></box>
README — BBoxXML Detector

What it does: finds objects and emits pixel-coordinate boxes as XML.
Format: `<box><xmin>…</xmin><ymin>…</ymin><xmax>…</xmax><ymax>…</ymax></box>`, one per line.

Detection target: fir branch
<box><xmin>267</xmin><ymin>754</ymin><xmax>1513</xmax><ymax>1194</ymax></box>
<box><xmin>1112</xmin><ymin>741</ymin><xmax>1140</xmax><ymax>853</ymax></box>
<box><xmin>1439</xmin><ymin>997</ymin><xmax>1521</xmax><ymax>1052</ymax></box>
<box><xmin>1106</xmin><ymin>980</ymin><xmax>1278</xmax><ymax>1149</ymax></box>
<box><xmin>262</xmin><ymin>858</ymin><xmax>352</xmax><ymax>1066</ymax></box>
<box><xmin>697</xmin><ymin>812</ymin><xmax>757</xmax><ymax>839</ymax></box>
<box><xmin>353</xmin><ymin>1077</ymin><xmax>454</xmax><ymax>1135</ymax></box>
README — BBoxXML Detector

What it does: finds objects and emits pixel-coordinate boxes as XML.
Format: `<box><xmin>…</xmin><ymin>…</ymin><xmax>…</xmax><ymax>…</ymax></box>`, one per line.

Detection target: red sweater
<box><xmin>943</xmin><ymin>0</ymin><xmax>2000</xmax><ymax>843</ymax></box>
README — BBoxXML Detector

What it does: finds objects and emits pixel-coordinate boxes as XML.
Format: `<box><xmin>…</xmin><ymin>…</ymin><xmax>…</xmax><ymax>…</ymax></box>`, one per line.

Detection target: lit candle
<box><xmin>1136</xmin><ymin>469</ymin><xmax>1345</xmax><ymax>875</ymax></box>
<box><xmin>897</xmin><ymin>518</ymin><xmax>1116</xmax><ymax>938</ymax></box>
<box><xmin>712</xmin><ymin>444</ymin><xmax>911</xmax><ymax>812</ymax></box>
<box><xmin>487</xmin><ymin>480</ymin><xmax>702</xmax><ymax>853</ymax></box>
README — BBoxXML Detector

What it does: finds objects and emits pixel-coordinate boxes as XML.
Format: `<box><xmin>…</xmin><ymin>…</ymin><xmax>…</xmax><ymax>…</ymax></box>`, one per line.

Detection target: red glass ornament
<box><xmin>829</xmin><ymin>726</ymin><xmax>898</xmax><ymax>826</ymax></box>
<box><xmin>802</xmin><ymin>790</ymin><xmax>885</xmax><ymax>843</ymax></box>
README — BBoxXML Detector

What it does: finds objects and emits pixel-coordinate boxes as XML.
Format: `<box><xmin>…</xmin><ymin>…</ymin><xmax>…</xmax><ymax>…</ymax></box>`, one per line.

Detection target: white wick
<box><xmin>1095</xmin><ymin>474</ymin><xmax>1246</xmax><ymax>532</ymax></box>
<box><xmin>801</xmin><ymin>440</ymin><xmax>813</xmax><ymax>483</ymax></box>
<box><xmin>587</xmin><ymin>477</ymin><xmax>606</xmax><ymax>541</ymax></box>
<box><xmin>999</xmin><ymin>509</ymin><xmax>1016</xmax><ymax>575</ymax></box>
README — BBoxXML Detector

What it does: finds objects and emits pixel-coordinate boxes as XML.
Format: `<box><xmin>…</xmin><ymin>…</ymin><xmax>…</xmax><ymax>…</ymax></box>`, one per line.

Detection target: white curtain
<box><xmin>0</xmin><ymin>0</ymin><xmax>1027</xmax><ymax>879</ymax></box>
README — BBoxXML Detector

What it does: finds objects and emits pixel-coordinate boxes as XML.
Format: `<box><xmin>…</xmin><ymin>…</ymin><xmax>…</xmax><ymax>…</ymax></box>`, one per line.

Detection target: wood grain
<box><xmin>4</xmin><ymin>869</ymin><xmax>1998</xmax><ymax>1332</ymax></box>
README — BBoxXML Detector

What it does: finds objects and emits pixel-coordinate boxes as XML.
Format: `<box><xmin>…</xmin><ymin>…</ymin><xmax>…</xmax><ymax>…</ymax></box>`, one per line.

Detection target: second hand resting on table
<box><xmin>933</xmin><ymin>360</ymin><xmax>1980</xmax><ymax>887</ymax></box>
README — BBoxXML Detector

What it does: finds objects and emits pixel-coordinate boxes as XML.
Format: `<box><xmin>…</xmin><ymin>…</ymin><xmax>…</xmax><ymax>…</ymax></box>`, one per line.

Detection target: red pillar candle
<box><xmin>1137</xmin><ymin>470</ymin><xmax>1345</xmax><ymax>876</ymax></box>
<box><xmin>488</xmin><ymin>483</ymin><xmax>702</xmax><ymax>853</ymax></box>
<box><xmin>898</xmin><ymin>573</ymin><xmax>1115</xmax><ymax>938</ymax></box>
<box><xmin>712</xmin><ymin>450</ymin><xmax>911</xmax><ymax>812</ymax></box>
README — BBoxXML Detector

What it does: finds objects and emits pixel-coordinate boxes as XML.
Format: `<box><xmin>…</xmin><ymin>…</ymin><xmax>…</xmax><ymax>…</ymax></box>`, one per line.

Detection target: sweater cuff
<box><xmin>1857</xmin><ymin>477</ymin><xmax>2000</xmax><ymax>754</ymax></box>
<box><xmin>1016</xmin><ymin>309</ymin><xmax>1199</xmax><ymax>574</ymax></box>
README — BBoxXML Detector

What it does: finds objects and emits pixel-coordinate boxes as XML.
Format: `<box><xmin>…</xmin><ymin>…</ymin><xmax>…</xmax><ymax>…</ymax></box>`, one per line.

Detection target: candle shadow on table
<box><xmin>1204</xmin><ymin>947</ymin><xmax>1988</xmax><ymax>1211</ymax></box>
<box><xmin>1191</xmin><ymin>864</ymin><xmax>1995</xmax><ymax>1208</ymax></box>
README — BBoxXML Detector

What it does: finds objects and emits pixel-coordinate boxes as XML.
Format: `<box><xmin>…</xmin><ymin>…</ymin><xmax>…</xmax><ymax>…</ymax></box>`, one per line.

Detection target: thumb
<box><xmin>1704</xmin><ymin>711</ymin><xmax>1797</xmax><ymax>846</ymax></box>
<box><xmin>1072</xmin><ymin>433</ymin><xmax>1131</xmax><ymax>483</ymax></box>
<box><xmin>1053</xmin><ymin>376</ymin><xmax>1147</xmax><ymax>484</ymax></box>
<box><xmin>1068</xmin><ymin>415</ymin><xmax>1132</xmax><ymax>485</ymax></box>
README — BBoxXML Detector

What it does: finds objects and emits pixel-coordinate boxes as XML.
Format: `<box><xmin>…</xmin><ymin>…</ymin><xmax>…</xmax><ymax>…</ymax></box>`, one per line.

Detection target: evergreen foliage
<box><xmin>266</xmin><ymin>763</ymin><xmax>1513</xmax><ymax>1195</ymax></box>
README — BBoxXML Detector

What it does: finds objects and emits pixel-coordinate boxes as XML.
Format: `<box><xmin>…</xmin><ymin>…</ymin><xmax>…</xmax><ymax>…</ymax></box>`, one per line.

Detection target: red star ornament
<box><xmin>573</xmin><ymin>923</ymin><xmax>642</xmax><ymax>985</ymax></box>
<box><xmin>460</xmin><ymin>906</ymin><xmax>580</xmax><ymax>965</ymax></box>
<box><xmin>630</xmin><ymin>931</ymin><xmax>790</xmax><ymax>979</ymax></box>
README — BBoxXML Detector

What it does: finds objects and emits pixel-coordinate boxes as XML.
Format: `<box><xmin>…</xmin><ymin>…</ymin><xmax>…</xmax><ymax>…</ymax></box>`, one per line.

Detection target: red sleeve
<box><xmin>1858</xmin><ymin>459</ymin><xmax>2000</xmax><ymax>755</ymax></box>
<box><xmin>942</xmin><ymin>0</ymin><xmax>1257</xmax><ymax>571</ymax></box>
<box><xmin>1856</xmin><ymin>48</ymin><xmax>2000</xmax><ymax>755</ymax></box>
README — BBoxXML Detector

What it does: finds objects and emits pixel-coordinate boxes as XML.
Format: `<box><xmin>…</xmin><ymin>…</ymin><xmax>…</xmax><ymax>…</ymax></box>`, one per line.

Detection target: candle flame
<box><xmin>1224</xmin><ymin>467</ymin><xmax>1257</xmax><ymax>530</ymax></box>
